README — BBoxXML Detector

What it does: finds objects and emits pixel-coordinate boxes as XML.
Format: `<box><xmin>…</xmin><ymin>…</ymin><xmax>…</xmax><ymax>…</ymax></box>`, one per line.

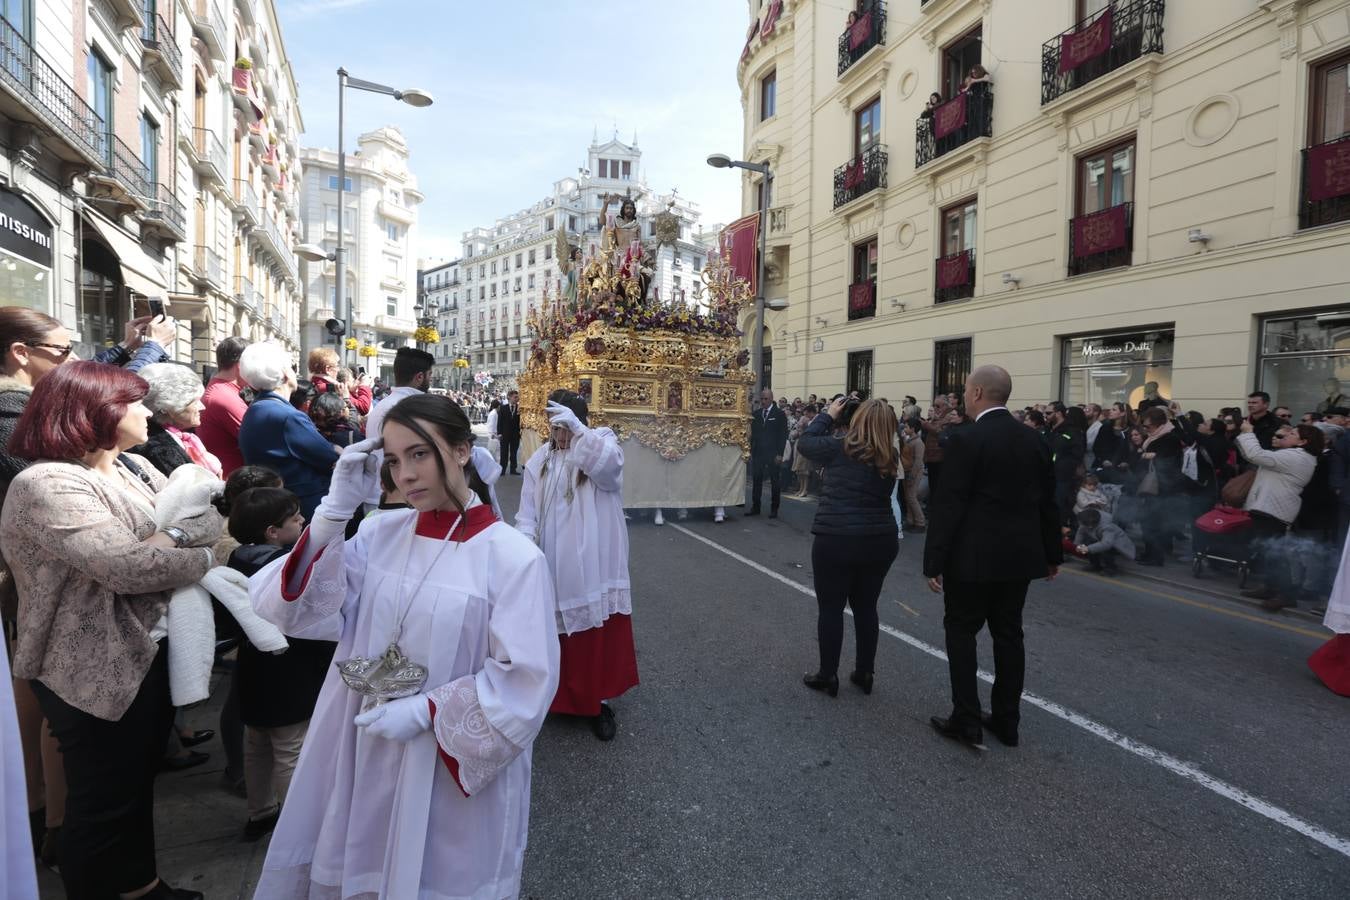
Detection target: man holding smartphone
<box><xmin>92</xmin><ymin>310</ymin><xmax>175</xmax><ymax>373</ymax></box>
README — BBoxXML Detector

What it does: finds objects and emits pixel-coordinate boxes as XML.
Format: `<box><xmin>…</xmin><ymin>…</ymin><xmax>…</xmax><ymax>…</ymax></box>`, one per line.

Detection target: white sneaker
<box><xmin>714</xmin><ymin>506</ymin><xmax>725</xmax><ymax>523</ymax></box>
<box><xmin>653</xmin><ymin>509</ymin><xmax>665</xmax><ymax>526</ymax></box>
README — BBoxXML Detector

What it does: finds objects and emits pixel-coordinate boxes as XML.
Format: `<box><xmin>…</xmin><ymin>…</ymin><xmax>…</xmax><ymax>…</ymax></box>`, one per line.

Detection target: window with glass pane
<box><xmin>1076</xmin><ymin>0</ymin><xmax>1110</xmax><ymax>21</ymax></box>
<box><xmin>386</xmin><ymin>297</ymin><xmax>397</xmax><ymax>316</ymax></box>
<box><xmin>5</xmin><ymin>0</ymin><xmax>33</xmax><ymax>40</ymax></box>
<box><xmin>941</xmin><ymin>200</ymin><xmax>977</xmax><ymax>255</ymax></box>
<box><xmin>1311</xmin><ymin>52</ymin><xmax>1350</xmax><ymax>144</ymax></box>
<box><xmin>327</xmin><ymin>176</ymin><xmax>353</xmax><ymax>191</ymax></box>
<box><xmin>853</xmin><ymin>239</ymin><xmax>877</xmax><ymax>283</ymax></box>
<box><xmin>141</xmin><ymin>116</ymin><xmax>159</xmax><ymax>184</ymax></box>
<box><xmin>88</xmin><ymin>50</ymin><xmax>114</xmax><ymax>159</ymax></box>
<box><xmin>1079</xmin><ymin>140</ymin><xmax>1135</xmax><ymax>214</ymax></box>
<box><xmin>855</xmin><ymin>97</ymin><xmax>881</xmax><ymax>154</ymax></box>
<box><xmin>760</xmin><ymin>69</ymin><xmax>777</xmax><ymax>121</ymax></box>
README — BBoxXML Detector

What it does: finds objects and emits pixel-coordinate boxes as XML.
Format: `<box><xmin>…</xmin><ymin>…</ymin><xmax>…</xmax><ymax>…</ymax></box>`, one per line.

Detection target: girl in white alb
<box><xmin>250</xmin><ymin>394</ymin><xmax>559</xmax><ymax>899</ymax></box>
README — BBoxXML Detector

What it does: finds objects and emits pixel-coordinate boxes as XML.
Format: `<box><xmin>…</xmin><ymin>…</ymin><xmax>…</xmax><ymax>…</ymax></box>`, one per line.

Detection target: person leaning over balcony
<box><xmin>1</xmin><ymin>362</ymin><xmax>223</xmax><ymax>900</ymax></box>
<box><xmin>961</xmin><ymin>64</ymin><xmax>992</xmax><ymax>95</ymax></box>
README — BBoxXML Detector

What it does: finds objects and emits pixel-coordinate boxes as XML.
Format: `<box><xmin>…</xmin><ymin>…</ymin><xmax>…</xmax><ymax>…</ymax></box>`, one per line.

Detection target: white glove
<box><xmin>314</xmin><ymin>437</ymin><xmax>382</xmax><ymax>524</ymax></box>
<box><xmin>353</xmin><ymin>693</ymin><xmax>431</xmax><ymax>742</ymax></box>
<box><xmin>546</xmin><ymin>401</ymin><xmax>585</xmax><ymax>435</ymax></box>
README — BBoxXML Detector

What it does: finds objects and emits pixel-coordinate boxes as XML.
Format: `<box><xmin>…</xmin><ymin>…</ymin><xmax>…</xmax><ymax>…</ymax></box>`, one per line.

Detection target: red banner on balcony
<box><xmin>849</xmin><ymin>11</ymin><xmax>872</xmax><ymax>50</ymax></box>
<box><xmin>1073</xmin><ymin>204</ymin><xmax>1129</xmax><ymax>256</ymax></box>
<box><xmin>741</xmin><ymin>22</ymin><xmax>758</xmax><ymax>61</ymax></box>
<box><xmin>1059</xmin><ymin>7</ymin><xmax>1113</xmax><ymax>74</ymax></box>
<box><xmin>849</xmin><ymin>281</ymin><xmax>875</xmax><ymax>314</ymax></box>
<box><xmin>936</xmin><ymin>251</ymin><xmax>971</xmax><ymax>289</ymax></box>
<box><xmin>761</xmin><ymin>0</ymin><xmax>782</xmax><ymax>37</ymax></box>
<box><xmin>721</xmin><ymin>213</ymin><xmax>760</xmax><ymax>297</ymax></box>
<box><xmin>844</xmin><ymin>158</ymin><xmax>864</xmax><ymax>189</ymax></box>
<box><xmin>933</xmin><ymin>93</ymin><xmax>967</xmax><ymax>140</ymax></box>
<box><xmin>1306</xmin><ymin>140</ymin><xmax>1350</xmax><ymax>202</ymax></box>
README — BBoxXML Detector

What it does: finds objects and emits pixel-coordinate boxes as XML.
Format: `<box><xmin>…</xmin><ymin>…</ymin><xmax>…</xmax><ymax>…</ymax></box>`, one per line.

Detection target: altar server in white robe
<box><xmin>251</xmin><ymin>393</ymin><xmax>559</xmax><ymax>899</ymax></box>
<box><xmin>516</xmin><ymin>389</ymin><xmax>638</xmax><ymax>742</ymax></box>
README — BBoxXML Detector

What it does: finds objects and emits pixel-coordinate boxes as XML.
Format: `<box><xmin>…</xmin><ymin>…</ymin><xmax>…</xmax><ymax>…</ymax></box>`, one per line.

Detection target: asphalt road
<box><xmin>512</xmin><ymin>480</ymin><xmax>1350</xmax><ymax>899</ymax></box>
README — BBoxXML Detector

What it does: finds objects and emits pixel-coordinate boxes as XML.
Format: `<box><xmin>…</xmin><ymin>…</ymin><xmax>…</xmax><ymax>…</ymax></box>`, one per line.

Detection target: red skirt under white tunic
<box><xmin>550</xmin><ymin>614</ymin><xmax>639</xmax><ymax>716</ymax></box>
<box><xmin>1308</xmin><ymin>633</ymin><xmax>1350</xmax><ymax>697</ymax></box>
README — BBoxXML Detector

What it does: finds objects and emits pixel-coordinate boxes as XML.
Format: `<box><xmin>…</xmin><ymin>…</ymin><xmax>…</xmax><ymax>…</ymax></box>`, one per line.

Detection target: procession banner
<box><xmin>848</xmin><ymin>281</ymin><xmax>876</xmax><ymax>317</ymax></box>
<box><xmin>761</xmin><ymin>0</ymin><xmax>782</xmax><ymax>37</ymax></box>
<box><xmin>844</xmin><ymin>158</ymin><xmax>864</xmax><ymax>189</ymax></box>
<box><xmin>1059</xmin><ymin>7</ymin><xmax>1114</xmax><ymax>73</ymax></box>
<box><xmin>849</xmin><ymin>12</ymin><xmax>872</xmax><ymax>50</ymax></box>
<box><xmin>721</xmin><ymin>213</ymin><xmax>760</xmax><ymax>298</ymax></box>
<box><xmin>933</xmin><ymin>93</ymin><xmax>968</xmax><ymax>140</ymax></box>
<box><xmin>1306</xmin><ymin>140</ymin><xmax>1350</xmax><ymax>202</ymax></box>
<box><xmin>1073</xmin><ymin>204</ymin><xmax>1129</xmax><ymax>256</ymax></box>
<box><xmin>936</xmin><ymin>251</ymin><xmax>971</xmax><ymax>289</ymax></box>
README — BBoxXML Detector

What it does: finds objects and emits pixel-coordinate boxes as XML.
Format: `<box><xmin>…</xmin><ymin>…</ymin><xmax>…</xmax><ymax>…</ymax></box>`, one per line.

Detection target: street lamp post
<box><xmin>707</xmin><ymin>153</ymin><xmax>774</xmax><ymax>397</ymax></box>
<box><xmin>414</xmin><ymin>298</ymin><xmax>439</xmax><ymax>351</ymax></box>
<box><xmin>299</xmin><ymin>71</ymin><xmax>432</xmax><ymax>369</ymax></box>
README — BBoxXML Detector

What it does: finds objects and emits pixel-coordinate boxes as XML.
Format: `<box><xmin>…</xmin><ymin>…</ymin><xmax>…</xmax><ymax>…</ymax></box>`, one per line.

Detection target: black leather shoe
<box><xmin>243</xmin><ymin>807</ymin><xmax>281</xmax><ymax>842</ymax></box>
<box><xmin>802</xmin><ymin>672</ymin><xmax>838</xmax><ymax>697</ymax></box>
<box><xmin>180</xmin><ymin>729</ymin><xmax>214</xmax><ymax>748</ymax></box>
<box><xmin>745</xmin><ymin>508</ymin><xmax>761</xmax><ymax>517</ymax></box>
<box><xmin>144</xmin><ymin>881</ymin><xmax>204</xmax><ymax>900</ymax></box>
<box><xmin>980</xmin><ymin>714</ymin><xmax>1019</xmax><ymax>747</ymax></box>
<box><xmin>591</xmin><ymin>705</ymin><xmax>617</xmax><ymax>741</ymax></box>
<box><xmin>849</xmin><ymin>670</ymin><xmax>873</xmax><ymax>695</ymax></box>
<box><xmin>929</xmin><ymin>716</ymin><xmax>986</xmax><ymax>750</ymax></box>
<box><xmin>160</xmin><ymin>750</ymin><xmax>210</xmax><ymax>772</ymax></box>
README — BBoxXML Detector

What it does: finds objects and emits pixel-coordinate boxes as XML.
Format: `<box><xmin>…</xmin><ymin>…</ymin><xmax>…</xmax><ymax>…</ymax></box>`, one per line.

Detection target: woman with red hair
<box><xmin>0</xmin><ymin>361</ymin><xmax>224</xmax><ymax>900</ymax></box>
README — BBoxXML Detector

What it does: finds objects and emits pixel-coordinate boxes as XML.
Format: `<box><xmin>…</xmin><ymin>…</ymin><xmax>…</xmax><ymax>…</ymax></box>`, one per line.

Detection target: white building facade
<box><xmin>458</xmin><ymin>135</ymin><xmax>717</xmax><ymax>387</ymax></box>
<box><xmin>299</xmin><ymin>126</ymin><xmax>423</xmax><ymax>382</ymax></box>
<box><xmin>418</xmin><ymin>257</ymin><xmax>464</xmax><ymax>390</ymax></box>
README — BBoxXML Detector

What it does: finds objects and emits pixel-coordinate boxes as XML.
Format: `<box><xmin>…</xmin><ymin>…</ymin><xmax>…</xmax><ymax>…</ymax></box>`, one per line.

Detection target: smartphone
<box><xmin>357</xmin><ymin>366</ymin><xmax>366</xmax><ymax>377</ymax></box>
<box><xmin>147</xmin><ymin>297</ymin><xmax>165</xmax><ymax>319</ymax></box>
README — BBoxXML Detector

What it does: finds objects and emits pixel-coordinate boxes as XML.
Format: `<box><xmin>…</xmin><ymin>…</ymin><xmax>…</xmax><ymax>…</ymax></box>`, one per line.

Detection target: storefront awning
<box><xmin>82</xmin><ymin>211</ymin><xmax>168</xmax><ymax>298</ymax></box>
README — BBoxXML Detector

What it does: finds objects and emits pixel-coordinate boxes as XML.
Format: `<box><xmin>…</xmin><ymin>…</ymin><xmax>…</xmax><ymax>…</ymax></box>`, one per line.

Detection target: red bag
<box><xmin>1194</xmin><ymin>505</ymin><xmax>1252</xmax><ymax>535</ymax></box>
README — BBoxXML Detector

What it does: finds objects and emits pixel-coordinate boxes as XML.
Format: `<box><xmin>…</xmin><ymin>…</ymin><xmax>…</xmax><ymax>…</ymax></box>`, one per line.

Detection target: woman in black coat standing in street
<box><xmin>1135</xmin><ymin>406</ymin><xmax>1185</xmax><ymax>566</ymax></box>
<box><xmin>796</xmin><ymin>398</ymin><xmax>901</xmax><ymax>696</ymax></box>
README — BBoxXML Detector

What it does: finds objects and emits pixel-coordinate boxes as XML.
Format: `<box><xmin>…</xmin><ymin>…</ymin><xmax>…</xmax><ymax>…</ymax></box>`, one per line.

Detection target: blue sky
<box><xmin>277</xmin><ymin>0</ymin><xmax>749</xmax><ymax>262</ymax></box>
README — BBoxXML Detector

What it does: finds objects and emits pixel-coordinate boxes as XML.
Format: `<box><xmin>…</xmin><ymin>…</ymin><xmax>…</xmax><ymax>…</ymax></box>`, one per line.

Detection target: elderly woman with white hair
<box><xmin>130</xmin><ymin>362</ymin><xmax>223</xmax><ymax>478</ymax></box>
<box><xmin>238</xmin><ymin>342</ymin><xmax>339</xmax><ymax>520</ymax></box>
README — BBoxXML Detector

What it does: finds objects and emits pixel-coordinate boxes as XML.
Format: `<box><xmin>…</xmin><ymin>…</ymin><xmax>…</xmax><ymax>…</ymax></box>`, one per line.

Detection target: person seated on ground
<box><xmin>226</xmin><ymin>486</ymin><xmax>336</xmax><ymax>843</ymax></box>
<box><xmin>1074</xmin><ymin>508</ymin><xmax>1135</xmax><ymax>576</ymax></box>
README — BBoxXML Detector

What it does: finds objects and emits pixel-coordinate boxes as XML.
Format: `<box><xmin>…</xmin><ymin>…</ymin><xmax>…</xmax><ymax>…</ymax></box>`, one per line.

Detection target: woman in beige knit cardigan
<box><xmin>1</xmin><ymin>361</ymin><xmax>223</xmax><ymax>900</ymax></box>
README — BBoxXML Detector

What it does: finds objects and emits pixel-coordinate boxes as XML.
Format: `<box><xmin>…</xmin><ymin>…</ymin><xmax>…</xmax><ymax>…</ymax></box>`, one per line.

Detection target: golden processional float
<box><xmin>517</xmin><ymin>214</ymin><xmax>756</xmax><ymax>510</ymax></box>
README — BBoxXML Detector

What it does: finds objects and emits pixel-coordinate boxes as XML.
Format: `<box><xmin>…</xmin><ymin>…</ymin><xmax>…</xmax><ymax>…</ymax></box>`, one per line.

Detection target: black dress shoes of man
<box><xmin>745</xmin><ymin>507</ymin><xmax>761</xmax><ymax>517</ymax></box>
<box><xmin>929</xmin><ymin>716</ymin><xmax>986</xmax><ymax>750</ymax></box>
<box><xmin>848</xmin><ymin>670</ymin><xmax>873</xmax><ymax>695</ymax></box>
<box><xmin>980</xmin><ymin>713</ymin><xmax>1019</xmax><ymax>747</ymax></box>
<box><xmin>802</xmin><ymin>672</ymin><xmax>839</xmax><ymax>697</ymax></box>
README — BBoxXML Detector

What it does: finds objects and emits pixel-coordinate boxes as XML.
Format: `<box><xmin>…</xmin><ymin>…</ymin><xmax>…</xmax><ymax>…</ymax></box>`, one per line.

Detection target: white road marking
<box><xmin>669</xmin><ymin>523</ymin><xmax>1350</xmax><ymax>860</ymax></box>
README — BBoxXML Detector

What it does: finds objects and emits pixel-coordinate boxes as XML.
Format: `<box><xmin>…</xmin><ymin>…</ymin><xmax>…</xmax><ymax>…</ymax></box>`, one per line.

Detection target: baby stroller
<box><xmin>1190</xmin><ymin>505</ymin><xmax>1254</xmax><ymax>586</ymax></box>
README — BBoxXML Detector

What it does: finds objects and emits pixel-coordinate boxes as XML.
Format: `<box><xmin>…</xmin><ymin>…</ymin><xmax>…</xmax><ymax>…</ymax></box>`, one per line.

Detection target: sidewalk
<box><xmin>36</xmin><ymin>665</ymin><xmax>268</xmax><ymax>900</ymax></box>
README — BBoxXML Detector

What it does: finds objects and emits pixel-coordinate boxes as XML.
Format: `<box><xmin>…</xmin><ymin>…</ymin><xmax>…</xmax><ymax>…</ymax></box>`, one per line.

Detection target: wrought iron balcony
<box><xmin>1298</xmin><ymin>135</ymin><xmax>1350</xmax><ymax>230</ymax></box>
<box><xmin>934</xmin><ymin>249</ymin><xmax>976</xmax><ymax>303</ymax></box>
<box><xmin>140</xmin><ymin>182</ymin><xmax>185</xmax><ymax>243</ymax></box>
<box><xmin>140</xmin><ymin>13</ymin><xmax>182</xmax><ymax>88</ymax></box>
<box><xmin>191</xmin><ymin>127</ymin><xmax>227</xmax><ymax>185</ymax></box>
<box><xmin>1068</xmin><ymin>201</ymin><xmax>1134</xmax><ymax>276</ymax></box>
<box><xmin>191</xmin><ymin>245</ymin><xmax>224</xmax><ymax>290</ymax></box>
<box><xmin>916</xmin><ymin>88</ymin><xmax>993</xmax><ymax>168</ymax></box>
<box><xmin>838</xmin><ymin>0</ymin><xmax>886</xmax><ymax>77</ymax></box>
<box><xmin>0</xmin><ymin>13</ymin><xmax>104</xmax><ymax>166</ymax></box>
<box><xmin>252</xmin><ymin>213</ymin><xmax>297</xmax><ymax>281</ymax></box>
<box><xmin>189</xmin><ymin>0</ymin><xmax>226</xmax><ymax>61</ymax></box>
<box><xmin>234</xmin><ymin>179</ymin><xmax>259</xmax><ymax>225</ymax></box>
<box><xmin>833</xmin><ymin>143</ymin><xmax>888</xmax><ymax>210</ymax></box>
<box><xmin>233</xmin><ymin>275</ymin><xmax>256</xmax><ymax>312</ymax></box>
<box><xmin>87</xmin><ymin>131</ymin><xmax>151</xmax><ymax>208</ymax></box>
<box><xmin>1042</xmin><ymin>0</ymin><xmax>1164</xmax><ymax>106</ymax></box>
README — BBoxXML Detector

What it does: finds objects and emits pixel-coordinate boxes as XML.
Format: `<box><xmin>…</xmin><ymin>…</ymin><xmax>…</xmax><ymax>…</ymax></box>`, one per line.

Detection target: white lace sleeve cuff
<box><xmin>427</xmin><ymin>675</ymin><xmax>524</xmax><ymax>797</ymax></box>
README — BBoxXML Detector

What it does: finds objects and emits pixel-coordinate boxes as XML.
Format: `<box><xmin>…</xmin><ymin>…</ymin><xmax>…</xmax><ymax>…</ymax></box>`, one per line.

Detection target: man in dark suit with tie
<box><xmin>748</xmin><ymin>388</ymin><xmax>789</xmax><ymax>518</ymax></box>
<box><xmin>923</xmin><ymin>365</ymin><xmax>1062</xmax><ymax>749</ymax></box>
<box><xmin>498</xmin><ymin>388</ymin><xmax>522</xmax><ymax>474</ymax></box>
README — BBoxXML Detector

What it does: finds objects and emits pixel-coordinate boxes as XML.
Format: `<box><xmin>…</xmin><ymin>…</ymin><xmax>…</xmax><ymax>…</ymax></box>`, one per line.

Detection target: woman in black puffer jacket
<box><xmin>796</xmin><ymin>398</ymin><xmax>901</xmax><ymax>697</ymax></box>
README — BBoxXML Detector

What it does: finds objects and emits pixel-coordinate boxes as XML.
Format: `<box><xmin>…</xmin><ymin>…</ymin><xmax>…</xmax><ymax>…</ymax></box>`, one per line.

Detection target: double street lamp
<box><xmin>414</xmin><ymin>296</ymin><xmax>440</xmax><ymax>351</ymax></box>
<box><xmin>297</xmin><ymin>69</ymin><xmax>433</xmax><ymax>366</ymax></box>
<box><xmin>706</xmin><ymin>153</ymin><xmax>784</xmax><ymax>397</ymax></box>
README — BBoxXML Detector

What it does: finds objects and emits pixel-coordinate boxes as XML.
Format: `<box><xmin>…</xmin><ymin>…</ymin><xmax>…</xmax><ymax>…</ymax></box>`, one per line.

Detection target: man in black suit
<box><xmin>748</xmin><ymin>388</ymin><xmax>789</xmax><ymax>518</ymax></box>
<box><xmin>498</xmin><ymin>389</ymin><xmax>522</xmax><ymax>474</ymax></box>
<box><xmin>923</xmin><ymin>365</ymin><xmax>1062</xmax><ymax>750</ymax></box>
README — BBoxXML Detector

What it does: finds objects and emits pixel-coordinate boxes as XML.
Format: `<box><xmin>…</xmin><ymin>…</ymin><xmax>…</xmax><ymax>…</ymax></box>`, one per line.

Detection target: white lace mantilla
<box><xmin>428</xmin><ymin>675</ymin><xmax>523</xmax><ymax>797</ymax></box>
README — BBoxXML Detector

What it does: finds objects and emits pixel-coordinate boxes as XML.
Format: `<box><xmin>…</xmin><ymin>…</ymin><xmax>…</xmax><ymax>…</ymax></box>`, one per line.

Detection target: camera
<box><xmin>837</xmin><ymin>396</ymin><xmax>862</xmax><ymax>429</ymax></box>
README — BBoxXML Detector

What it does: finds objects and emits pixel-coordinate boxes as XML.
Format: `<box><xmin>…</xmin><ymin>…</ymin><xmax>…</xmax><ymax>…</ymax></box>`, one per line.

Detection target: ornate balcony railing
<box><xmin>140</xmin><ymin>13</ymin><xmax>182</xmax><ymax>87</ymax></box>
<box><xmin>190</xmin><ymin>0</ymin><xmax>226</xmax><ymax>60</ymax></box>
<box><xmin>837</xmin><ymin>0</ymin><xmax>886</xmax><ymax>77</ymax></box>
<box><xmin>0</xmin><ymin>13</ymin><xmax>104</xmax><ymax>165</ymax></box>
<box><xmin>191</xmin><ymin>127</ymin><xmax>227</xmax><ymax>184</ymax></box>
<box><xmin>141</xmin><ymin>182</ymin><xmax>185</xmax><ymax>240</ymax></box>
<box><xmin>1068</xmin><ymin>201</ymin><xmax>1134</xmax><ymax>276</ymax></box>
<box><xmin>92</xmin><ymin>130</ymin><xmax>152</xmax><ymax>201</ymax></box>
<box><xmin>833</xmin><ymin>143</ymin><xmax>888</xmax><ymax>210</ymax></box>
<box><xmin>916</xmin><ymin>88</ymin><xmax>994</xmax><ymax>168</ymax></box>
<box><xmin>193</xmin><ymin>245</ymin><xmax>224</xmax><ymax>288</ymax></box>
<box><xmin>1298</xmin><ymin>134</ymin><xmax>1350</xmax><ymax>230</ymax></box>
<box><xmin>234</xmin><ymin>179</ymin><xmax>259</xmax><ymax>224</ymax></box>
<box><xmin>934</xmin><ymin>249</ymin><xmax>976</xmax><ymax>303</ymax></box>
<box><xmin>234</xmin><ymin>275</ymin><xmax>256</xmax><ymax>311</ymax></box>
<box><xmin>1042</xmin><ymin>0</ymin><xmax>1165</xmax><ymax>106</ymax></box>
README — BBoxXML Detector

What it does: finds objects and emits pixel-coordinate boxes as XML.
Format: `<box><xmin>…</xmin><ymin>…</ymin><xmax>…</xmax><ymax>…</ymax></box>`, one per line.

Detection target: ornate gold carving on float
<box><xmin>520</xmin><ymin>226</ymin><xmax>755</xmax><ymax>461</ymax></box>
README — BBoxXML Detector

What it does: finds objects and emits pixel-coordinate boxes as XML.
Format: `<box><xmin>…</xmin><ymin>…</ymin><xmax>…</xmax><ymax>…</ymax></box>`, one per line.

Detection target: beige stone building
<box><xmin>736</xmin><ymin>0</ymin><xmax>1350</xmax><ymax>415</ymax></box>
